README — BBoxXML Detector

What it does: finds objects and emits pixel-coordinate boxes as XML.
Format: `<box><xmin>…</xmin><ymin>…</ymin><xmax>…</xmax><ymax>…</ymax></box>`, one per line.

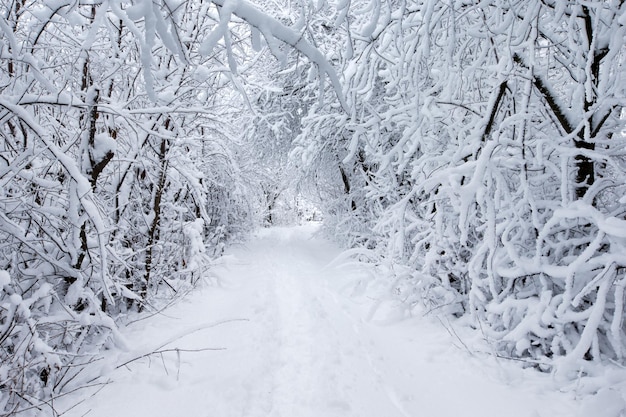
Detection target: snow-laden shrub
<box><xmin>0</xmin><ymin>269</ymin><xmax>126</xmax><ymax>414</ymax></box>
<box><xmin>0</xmin><ymin>0</ymin><xmax>259</xmax><ymax>413</ymax></box>
<box><xmin>298</xmin><ymin>0</ymin><xmax>626</xmax><ymax>375</ymax></box>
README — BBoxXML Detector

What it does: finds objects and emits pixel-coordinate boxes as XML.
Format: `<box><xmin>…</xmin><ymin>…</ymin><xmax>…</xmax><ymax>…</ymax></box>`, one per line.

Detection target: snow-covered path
<box><xmin>62</xmin><ymin>224</ymin><xmax>591</xmax><ymax>417</ymax></box>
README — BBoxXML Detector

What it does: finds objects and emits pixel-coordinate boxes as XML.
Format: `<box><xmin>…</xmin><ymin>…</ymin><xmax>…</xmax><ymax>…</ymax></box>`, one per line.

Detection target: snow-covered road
<box><xmin>61</xmin><ymin>224</ymin><xmax>594</xmax><ymax>417</ymax></box>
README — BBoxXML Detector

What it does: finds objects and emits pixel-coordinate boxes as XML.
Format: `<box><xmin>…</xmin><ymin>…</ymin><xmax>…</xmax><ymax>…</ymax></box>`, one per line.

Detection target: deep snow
<box><xmin>58</xmin><ymin>224</ymin><xmax>623</xmax><ymax>417</ymax></box>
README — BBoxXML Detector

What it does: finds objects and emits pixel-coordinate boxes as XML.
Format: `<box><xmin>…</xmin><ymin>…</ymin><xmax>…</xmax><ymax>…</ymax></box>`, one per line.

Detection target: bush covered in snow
<box><xmin>0</xmin><ymin>1</ymin><xmax>257</xmax><ymax>413</ymax></box>
<box><xmin>294</xmin><ymin>0</ymin><xmax>626</xmax><ymax>376</ymax></box>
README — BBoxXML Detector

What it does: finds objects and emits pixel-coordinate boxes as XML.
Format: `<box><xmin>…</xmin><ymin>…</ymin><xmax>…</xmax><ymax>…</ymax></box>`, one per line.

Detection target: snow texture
<box><xmin>57</xmin><ymin>225</ymin><xmax>612</xmax><ymax>417</ymax></box>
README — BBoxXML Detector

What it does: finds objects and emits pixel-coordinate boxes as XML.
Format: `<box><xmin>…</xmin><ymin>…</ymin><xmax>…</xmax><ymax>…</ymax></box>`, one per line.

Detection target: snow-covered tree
<box><xmin>297</xmin><ymin>0</ymin><xmax>626</xmax><ymax>374</ymax></box>
<box><xmin>0</xmin><ymin>0</ymin><xmax>343</xmax><ymax>412</ymax></box>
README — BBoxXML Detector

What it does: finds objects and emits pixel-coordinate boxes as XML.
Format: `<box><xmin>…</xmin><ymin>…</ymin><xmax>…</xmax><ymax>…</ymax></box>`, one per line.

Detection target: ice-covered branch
<box><xmin>206</xmin><ymin>0</ymin><xmax>348</xmax><ymax>111</ymax></box>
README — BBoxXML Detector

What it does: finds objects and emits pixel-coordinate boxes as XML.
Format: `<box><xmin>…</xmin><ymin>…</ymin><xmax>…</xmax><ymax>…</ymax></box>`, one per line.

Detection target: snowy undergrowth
<box><xmin>328</xmin><ymin>245</ymin><xmax>626</xmax><ymax>417</ymax></box>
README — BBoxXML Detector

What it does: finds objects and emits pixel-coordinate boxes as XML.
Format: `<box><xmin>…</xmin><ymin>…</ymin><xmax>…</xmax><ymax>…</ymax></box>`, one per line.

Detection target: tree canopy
<box><xmin>0</xmin><ymin>0</ymin><xmax>624</xmax><ymax>413</ymax></box>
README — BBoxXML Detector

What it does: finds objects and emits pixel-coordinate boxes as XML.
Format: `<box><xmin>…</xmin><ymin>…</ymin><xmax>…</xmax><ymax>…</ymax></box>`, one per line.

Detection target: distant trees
<box><xmin>242</xmin><ymin>0</ymin><xmax>342</xmax><ymax>226</ymax></box>
<box><xmin>298</xmin><ymin>0</ymin><xmax>626</xmax><ymax>374</ymax></box>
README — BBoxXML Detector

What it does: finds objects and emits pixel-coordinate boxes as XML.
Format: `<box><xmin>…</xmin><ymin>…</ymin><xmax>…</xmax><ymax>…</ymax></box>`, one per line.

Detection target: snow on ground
<box><xmin>59</xmin><ymin>224</ymin><xmax>621</xmax><ymax>417</ymax></box>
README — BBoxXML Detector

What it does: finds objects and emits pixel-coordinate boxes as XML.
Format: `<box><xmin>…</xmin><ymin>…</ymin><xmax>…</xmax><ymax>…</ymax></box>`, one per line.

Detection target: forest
<box><xmin>0</xmin><ymin>0</ymin><xmax>625</xmax><ymax>414</ymax></box>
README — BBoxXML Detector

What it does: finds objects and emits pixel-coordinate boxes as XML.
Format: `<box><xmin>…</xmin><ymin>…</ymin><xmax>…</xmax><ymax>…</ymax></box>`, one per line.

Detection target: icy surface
<box><xmin>60</xmin><ymin>224</ymin><xmax>612</xmax><ymax>417</ymax></box>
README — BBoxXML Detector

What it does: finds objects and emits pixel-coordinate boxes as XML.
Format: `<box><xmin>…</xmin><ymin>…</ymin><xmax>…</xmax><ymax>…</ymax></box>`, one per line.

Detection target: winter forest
<box><xmin>0</xmin><ymin>0</ymin><xmax>625</xmax><ymax>415</ymax></box>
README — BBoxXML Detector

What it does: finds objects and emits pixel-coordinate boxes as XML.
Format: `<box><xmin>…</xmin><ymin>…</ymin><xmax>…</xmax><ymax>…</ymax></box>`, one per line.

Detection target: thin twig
<box><xmin>116</xmin><ymin>347</ymin><xmax>226</xmax><ymax>370</ymax></box>
<box><xmin>10</xmin><ymin>381</ymin><xmax>110</xmax><ymax>416</ymax></box>
<box><xmin>436</xmin><ymin>316</ymin><xmax>474</xmax><ymax>356</ymax></box>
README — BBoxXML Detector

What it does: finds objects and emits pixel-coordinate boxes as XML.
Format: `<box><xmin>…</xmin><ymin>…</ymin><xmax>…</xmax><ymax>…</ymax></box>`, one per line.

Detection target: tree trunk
<box><xmin>143</xmin><ymin>134</ymin><xmax>169</xmax><ymax>297</ymax></box>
